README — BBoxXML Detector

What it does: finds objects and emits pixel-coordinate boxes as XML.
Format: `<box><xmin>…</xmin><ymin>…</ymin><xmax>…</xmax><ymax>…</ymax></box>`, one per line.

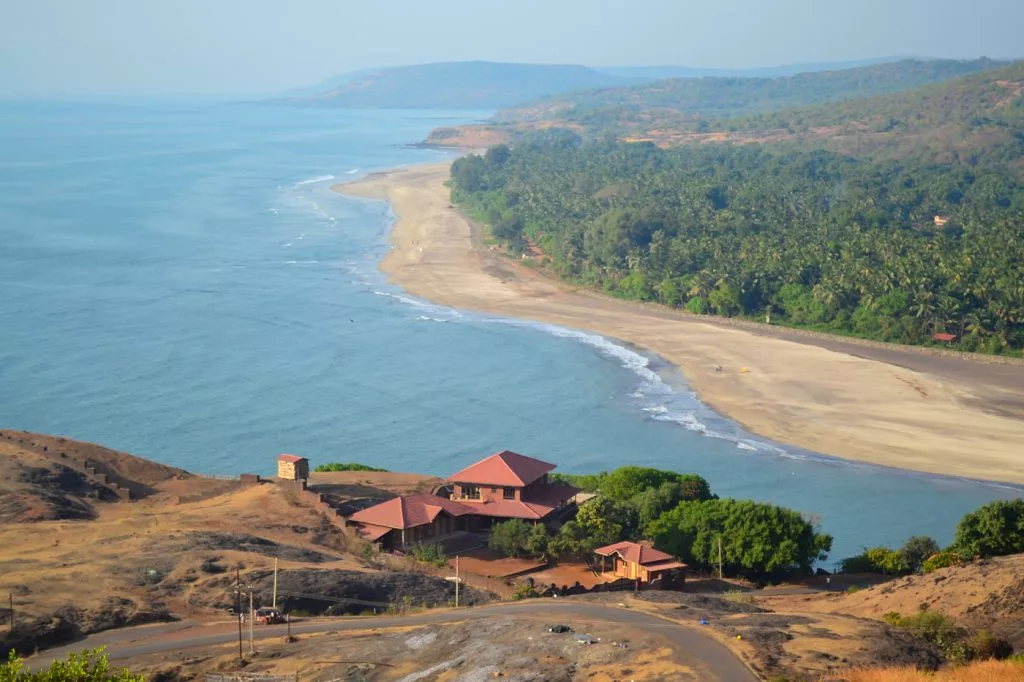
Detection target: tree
<box><xmin>649</xmin><ymin>498</ymin><xmax>832</xmax><ymax>576</ymax></box>
<box><xmin>525</xmin><ymin>523</ymin><xmax>551</xmax><ymax>558</ymax></box>
<box><xmin>899</xmin><ymin>535</ymin><xmax>941</xmax><ymax>573</ymax></box>
<box><xmin>953</xmin><ymin>499</ymin><xmax>1024</xmax><ymax>558</ymax></box>
<box><xmin>574</xmin><ymin>497</ymin><xmax>637</xmax><ymax>547</ymax></box>
<box><xmin>488</xmin><ymin>519</ymin><xmax>532</xmax><ymax>558</ymax></box>
<box><xmin>1</xmin><ymin>648</ymin><xmax>142</xmax><ymax>682</ymax></box>
<box><xmin>595</xmin><ymin>467</ymin><xmax>711</xmax><ymax>503</ymax></box>
<box><xmin>840</xmin><ymin>547</ymin><xmax>909</xmax><ymax>575</ymax></box>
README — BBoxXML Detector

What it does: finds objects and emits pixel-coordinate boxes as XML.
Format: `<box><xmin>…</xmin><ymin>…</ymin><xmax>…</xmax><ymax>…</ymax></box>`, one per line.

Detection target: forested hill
<box><xmin>493</xmin><ymin>58</ymin><xmax>1009</xmax><ymax>128</ymax></box>
<box><xmin>272</xmin><ymin>61</ymin><xmax>639</xmax><ymax>109</ymax></box>
<box><xmin>448</xmin><ymin>132</ymin><xmax>1024</xmax><ymax>354</ymax></box>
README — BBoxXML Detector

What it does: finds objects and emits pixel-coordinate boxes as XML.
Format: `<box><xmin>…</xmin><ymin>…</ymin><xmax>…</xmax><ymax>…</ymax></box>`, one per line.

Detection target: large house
<box><xmin>348</xmin><ymin>450</ymin><xmax>579</xmax><ymax>550</ymax></box>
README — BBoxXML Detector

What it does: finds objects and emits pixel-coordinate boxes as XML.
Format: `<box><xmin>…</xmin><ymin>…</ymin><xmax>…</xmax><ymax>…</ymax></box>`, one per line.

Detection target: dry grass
<box><xmin>829</xmin><ymin>659</ymin><xmax>1024</xmax><ymax>681</ymax></box>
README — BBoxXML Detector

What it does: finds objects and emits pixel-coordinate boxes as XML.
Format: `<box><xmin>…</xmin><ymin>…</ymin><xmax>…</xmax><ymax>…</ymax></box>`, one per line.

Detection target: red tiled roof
<box><xmin>594</xmin><ymin>541</ymin><xmax>677</xmax><ymax>566</ymax></box>
<box><xmin>354</xmin><ymin>523</ymin><xmax>392</xmax><ymax>542</ymax></box>
<box><xmin>932</xmin><ymin>333</ymin><xmax>957</xmax><ymax>342</ymax></box>
<box><xmin>457</xmin><ymin>483</ymin><xmax>579</xmax><ymax>521</ymax></box>
<box><xmin>277</xmin><ymin>454</ymin><xmax>306</xmax><ymax>463</ymax></box>
<box><xmin>643</xmin><ymin>560</ymin><xmax>688</xmax><ymax>573</ymax></box>
<box><xmin>348</xmin><ymin>494</ymin><xmax>474</xmax><ymax>530</ymax></box>
<box><xmin>448</xmin><ymin>450</ymin><xmax>556</xmax><ymax>487</ymax></box>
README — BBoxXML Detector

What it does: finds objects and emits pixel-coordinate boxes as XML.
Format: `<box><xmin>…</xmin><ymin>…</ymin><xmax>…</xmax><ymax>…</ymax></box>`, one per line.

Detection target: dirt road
<box><xmin>32</xmin><ymin>602</ymin><xmax>756</xmax><ymax>681</ymax></box>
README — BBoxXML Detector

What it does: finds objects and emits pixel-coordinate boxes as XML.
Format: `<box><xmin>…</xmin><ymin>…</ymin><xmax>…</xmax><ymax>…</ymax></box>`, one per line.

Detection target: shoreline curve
<box><xmin>333</xmin><ymin>162</ymin><xmax>1024</xmax><ymax>486</ymax></box>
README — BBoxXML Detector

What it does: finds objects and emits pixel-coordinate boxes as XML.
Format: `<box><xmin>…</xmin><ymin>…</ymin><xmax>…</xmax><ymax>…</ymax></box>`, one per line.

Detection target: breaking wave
<box><xmin>293</xmin><ymin>174</ymin><xmax>335</xmax><ymax>186</ymax></box>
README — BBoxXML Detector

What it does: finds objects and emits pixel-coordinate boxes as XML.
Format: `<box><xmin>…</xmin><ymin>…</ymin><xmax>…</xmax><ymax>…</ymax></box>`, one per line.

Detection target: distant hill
<box><xmin>274</xmin><ymin>61</ymin><xmax>641</xmax><ymax>109</ymax></box>
<box><xmin>595</xmin><ymin>56</ymin><xmax>906</xmax><ymax>81</ymax></box>
<box><xmin>496</xmin><ymin>58</ymin><xmax>1011</xmax><ymax>125</ymax></box>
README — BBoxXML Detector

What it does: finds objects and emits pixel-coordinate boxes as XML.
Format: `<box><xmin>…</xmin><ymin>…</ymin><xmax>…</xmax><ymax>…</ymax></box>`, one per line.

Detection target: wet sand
<box><xmin>334</xmin><ymin>163</ymin><xmax>1024</xmax><ymax>486</ymax></box>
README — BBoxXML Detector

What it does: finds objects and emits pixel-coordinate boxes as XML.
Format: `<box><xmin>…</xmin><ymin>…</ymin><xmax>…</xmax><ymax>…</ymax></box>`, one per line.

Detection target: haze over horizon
<box><xmin>2</xmin><ymin>0</ymin><xmax>1022</xmax><ymax>98</ymax></box>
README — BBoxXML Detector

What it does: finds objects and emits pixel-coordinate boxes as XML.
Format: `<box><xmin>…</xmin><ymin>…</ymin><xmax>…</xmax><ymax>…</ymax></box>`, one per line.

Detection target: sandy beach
<box><xmin>334</xmin><ymin>163</ymin><xmax>1024</xmax><ymax>486</ymax></box>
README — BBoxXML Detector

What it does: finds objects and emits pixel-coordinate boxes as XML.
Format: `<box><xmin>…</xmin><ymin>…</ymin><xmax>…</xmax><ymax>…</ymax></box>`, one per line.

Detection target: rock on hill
<box><xmin>274</xmin><ymin>61</ymin><xmax>639</xmax><ymax>109</ymax></box>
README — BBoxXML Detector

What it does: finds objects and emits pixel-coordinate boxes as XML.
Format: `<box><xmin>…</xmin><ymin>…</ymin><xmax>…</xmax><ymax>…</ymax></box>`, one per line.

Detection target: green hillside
<box><xmin>274</xmin><ymin>61</ymin><xmax>640</xmax><ymax>109</ymax></box>
<box><xmin>447</xmin><ymin>66</ymin><xmax>1024</xmax><ymax>354</ymax></box>
<box><xmin>494</xmin><ymin>58</ymin><xmax>1010</xmax><ymax>130</ymax></box>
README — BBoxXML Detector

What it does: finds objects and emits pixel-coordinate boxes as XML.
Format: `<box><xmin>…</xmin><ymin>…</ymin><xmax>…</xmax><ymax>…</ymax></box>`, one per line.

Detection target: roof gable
<box><xmin>348</xmin><ymin>494</ymin><xmax>474</xmax><ymax>530</ymax></box>
<box><xmin>594</xmin><ymin>541</ymin><xmax>676</xmax><ymax>566</ymax></box>
<box><xmin>277</xmin><ymin>453</ymin><xmax>307</xmax><ymax>463</ymax></box>
<box><xmin>448</xmin><ymin>450</ymin><xmax>556</xmax><ymax>487</ymax></box>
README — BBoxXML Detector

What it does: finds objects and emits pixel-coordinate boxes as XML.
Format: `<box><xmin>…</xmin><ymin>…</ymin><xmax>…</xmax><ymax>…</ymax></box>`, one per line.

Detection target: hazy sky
<box><xmin>2</xmin><ymin>0</ymin><xmax>1021</xmax><ymax>97</ymax></box>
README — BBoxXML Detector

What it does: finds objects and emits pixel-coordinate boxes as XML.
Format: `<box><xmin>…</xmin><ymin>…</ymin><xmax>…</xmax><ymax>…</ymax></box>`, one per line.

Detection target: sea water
<box><xmin>0</xmin><ymin>101</ymin><xmax>1018</xmax><ymax>561</ymax></box>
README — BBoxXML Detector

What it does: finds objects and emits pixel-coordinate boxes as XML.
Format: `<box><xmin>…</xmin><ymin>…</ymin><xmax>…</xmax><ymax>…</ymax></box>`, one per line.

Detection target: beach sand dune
<box><xmin>335</xmin><ymin>163</ymin><xmax>1024</xmax><ymax>486</ymax></box>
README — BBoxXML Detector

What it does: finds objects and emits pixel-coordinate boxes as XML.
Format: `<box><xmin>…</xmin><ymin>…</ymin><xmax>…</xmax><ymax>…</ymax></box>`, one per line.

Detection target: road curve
<box><xmin>32</xmin><ymin>601</ymin><xmax>757</xmax><ymax>681</ymax></box>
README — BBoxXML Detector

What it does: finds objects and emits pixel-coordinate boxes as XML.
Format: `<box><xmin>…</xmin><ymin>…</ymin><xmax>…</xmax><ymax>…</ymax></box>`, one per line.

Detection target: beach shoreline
<box><xmin>333</xmin><ymin>162</ymin><xmax>1024</xmax><ymax>486</ymax></box>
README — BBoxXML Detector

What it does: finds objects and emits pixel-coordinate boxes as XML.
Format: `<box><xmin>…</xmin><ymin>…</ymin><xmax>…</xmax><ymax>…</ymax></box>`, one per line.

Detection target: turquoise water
<box><xmin>0</xmin><ymin>101</ymin><xmax>1018</xmax><ymax>561</ymax></box>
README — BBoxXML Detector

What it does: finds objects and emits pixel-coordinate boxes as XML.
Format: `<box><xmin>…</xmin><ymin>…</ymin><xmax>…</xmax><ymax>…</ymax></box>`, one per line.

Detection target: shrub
<box><xmin>409</xmin><ymin>543</ymin><xmax>447</xmax><ymax>568</ymax></box>
<box><xmin>489</xmin><ymin>519</ymin><xmax>532</xmax><ymax>558</ymax></box>
<box><xmin>511</xmin><ymin>582</ymin><xmax>538</xmax><ymax>600</ymax></box>
<box><xmin>313</xmin><ymin>462</ymin><xmax>388</xmax><ymax>473</ymax></box>
<box><xmin>922</xmin><ymin>549</ymin><xmax>963</xmax><ymax>574</ymax></box>
<box><xmin>966</xmin><ymin>630</ymin><xmax>1014</xmax><ymax>661</ymax></box>
<box><xmin>199</xmin><ymin>558</ymin><xmax>226</xmax><ymax>574</ymax></box>
<box><xmin>1</xmin><ymin>648</ymin><xmax>142</xmax><ymax>681</ymax></box>
<box><xmin>899</xmin><ymin>536</ymin><xmax>940</xmax><ymax>573</ymax></box>
<box><xmin>840</xmin><ymin>547</ymin><xmax>909</xmax><ymax>575</ymax></box>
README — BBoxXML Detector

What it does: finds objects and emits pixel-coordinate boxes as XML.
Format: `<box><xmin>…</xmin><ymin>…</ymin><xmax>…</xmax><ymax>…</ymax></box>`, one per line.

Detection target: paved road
<box><xmin>32</xmin><ymin>601</ymin><xmax>757</xmax><ymax>681</ymax></box>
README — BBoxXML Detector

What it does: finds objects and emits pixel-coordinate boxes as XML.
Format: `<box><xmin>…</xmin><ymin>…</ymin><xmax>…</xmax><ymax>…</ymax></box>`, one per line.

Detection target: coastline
<box><xmin>333</xmin><ymin>162</ymin><xmax>1024</xmax><ymax>486</ymax></box>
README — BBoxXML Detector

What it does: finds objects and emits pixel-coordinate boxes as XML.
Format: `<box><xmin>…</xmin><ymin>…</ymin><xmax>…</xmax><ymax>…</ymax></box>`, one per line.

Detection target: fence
<box><xmin>206</xmin><ymin>675</ymin><xmax>297</xmax><ymax>682</ymax></box>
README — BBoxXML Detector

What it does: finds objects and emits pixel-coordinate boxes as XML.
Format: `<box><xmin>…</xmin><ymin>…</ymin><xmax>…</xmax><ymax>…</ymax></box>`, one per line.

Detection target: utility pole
<box><xmin>717</xmin><ymin>536</ymin><xmax>724</xmax><ymax>581</ymax></box>
<box><xmin>455</xmin><ymin>556</ymin><xmax>460</xmax><ymax>608</ymax></box>
<box><xmin>8</xmin><ymin>592</ymin><xmax>13</xmax><ymax>634</ymax></box>
<box><xmin>249</xmin><ymin>588</ymin><xmax>255</xmax><ymax>656</ymax></box>
<box><xmin>235</xmin><ymin>569</ymin><xmax>243</xmax><ymax>661</ymax></box>
<box><xmin>272</xmin><ymin>558</ymin><xmax>279</xmax><ymax>610</ymax></box>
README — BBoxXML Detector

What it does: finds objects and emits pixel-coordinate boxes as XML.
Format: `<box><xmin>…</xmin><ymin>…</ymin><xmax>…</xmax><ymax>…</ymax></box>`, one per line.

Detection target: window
<box><xmin>462</xmin><ymin>485</ymin><xmax>480</xmax><ymax>500</ymax></box>
<box><xmin>503</xmin><ymin>487</ymin><xmax>516</xmax><ymax>500</ymax></box>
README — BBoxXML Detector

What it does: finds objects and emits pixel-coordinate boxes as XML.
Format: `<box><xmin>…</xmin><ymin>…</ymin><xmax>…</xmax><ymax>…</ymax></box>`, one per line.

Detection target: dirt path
<box><xmin>31</xmin><ymin>602</ymin><xmax>756</xmax><ymax>681</ymax></box>
<box><xmin>332</xmin><ymin>163</ymin><xmax>1024</xmax><ymax>485</ymax></box>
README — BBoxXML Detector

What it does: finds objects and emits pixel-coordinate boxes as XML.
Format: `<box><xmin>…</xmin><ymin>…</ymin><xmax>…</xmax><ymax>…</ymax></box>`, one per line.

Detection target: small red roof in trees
<box><xmin>594</xmin><ymin>541</ymin><xmax>678</xmax><ymax>566</ymax></box>
<box><xmin>932</xmin><ymin>333</ymin><xmax>957</xmax><ymax>342</ymax></box>
<box><xmin>277</xmin><ymin>454</ymin><xmax>307</xmax><ymax>463</ymax></box>
<box><xmin>448</xmin><ymin>450</ymin><xmax>556</xmax><ymax>487</ymax></box>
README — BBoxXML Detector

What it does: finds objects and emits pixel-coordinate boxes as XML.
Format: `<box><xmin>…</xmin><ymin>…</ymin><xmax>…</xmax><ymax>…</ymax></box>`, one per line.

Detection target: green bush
<box><xmin>1</xmin><ymin>648</ymin><xmax>142</xmax><ymax>681</ymax></box>
<box><xmin>488</xmin><ymin>519</ymin><xmax>533</xmax><ymax>558</ymax></box>
<box><xmin>313</xmin><ymin>462</ymin><xmax>388</xmax><ymax>472</ymax></box>
<box><xmin>409</xmin><ymin>543</ymin><xmax>447</xmax><ymax>568</ymax></box>
<box><xmin>899</xmin><ymin>536</ymin><xmax>940</xmax><ymax>573</ymax></box>
<box><xmin>953</xmin><ymin>499</ymin><xmax>1024</xmax><ymax>558</ymax></box>
<box><xmin>839</xmin><ymin>546</ymin><xmax>909</xmax><ymax>575</ymax></box>
<box><xmin>922</xmin><ymin>549</ymin><xmax>964</xmax><ymax>574</ymax></box>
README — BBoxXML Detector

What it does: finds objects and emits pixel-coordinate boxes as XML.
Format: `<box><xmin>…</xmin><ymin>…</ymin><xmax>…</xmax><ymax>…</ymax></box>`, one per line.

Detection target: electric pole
<box><xmin>235</xmin><ymin>569</ymin><xmax>243</xmax><ymax>661</ymax></box>
<box><xmin>272</xmin><ymin>558</ymin><xmax>279</xmax><ymax>610</ymax></box>
<box><xmin>717</xmin><ymin>536</ymin><xmax>724</xmax><ymax>581</ymax></box>
<box><xmin>8</xmin><ymin>592</ymin><xmax>13</xmax><ymax>634</ymax></box>
<box><xmin>249</xmin><ymin>588</ymin><xmax>255</xmax><ymax>655</ymax></box>
<box><xmin>455</xmin><ymin>555</ymin><xmax>460</xmax><ymax>608</ymax></box>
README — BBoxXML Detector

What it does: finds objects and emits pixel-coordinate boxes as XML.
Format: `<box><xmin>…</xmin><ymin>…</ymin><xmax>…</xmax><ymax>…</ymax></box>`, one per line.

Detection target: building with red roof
<box><xmin>346</xmin><ymin>450</ymin><xmax>579</xmax><ymax>550</ymax></box>
<box><xmin>594</xmin><ymin>541</ymin><xmax>687</xmax><ymax>586</ymax></box>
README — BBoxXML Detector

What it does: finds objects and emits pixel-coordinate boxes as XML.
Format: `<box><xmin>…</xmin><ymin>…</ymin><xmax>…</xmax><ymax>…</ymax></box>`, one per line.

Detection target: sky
<box><xmin>2</xmin><ymin>0</ymin><xmax>1022</xmax><ymax>98</ymax></box>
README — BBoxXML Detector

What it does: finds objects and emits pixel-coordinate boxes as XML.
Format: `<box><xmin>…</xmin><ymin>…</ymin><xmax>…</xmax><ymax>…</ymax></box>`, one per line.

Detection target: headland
<box><xmin>333</xmin><ymin>162</ymin><xmax>1024</xmax><ymax>485</ymax></box>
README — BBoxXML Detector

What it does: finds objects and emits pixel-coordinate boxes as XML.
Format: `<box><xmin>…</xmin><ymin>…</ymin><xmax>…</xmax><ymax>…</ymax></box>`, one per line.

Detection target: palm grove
<box><xmin>449</xmin><ymin>62</ymin><xmax>1024</xmax><ymax>354</ymax></box>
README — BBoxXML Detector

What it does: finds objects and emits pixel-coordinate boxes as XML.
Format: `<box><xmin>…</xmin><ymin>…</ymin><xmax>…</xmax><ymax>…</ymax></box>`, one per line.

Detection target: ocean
<box><xmin>0</xmin><ymin>101</ymin><xmax>1018</xmax><ymax>561</ymax></box>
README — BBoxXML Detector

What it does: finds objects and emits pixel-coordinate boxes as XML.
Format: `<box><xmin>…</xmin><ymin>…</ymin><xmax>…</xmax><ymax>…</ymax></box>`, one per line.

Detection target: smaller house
<box><xmin>277</xmin><ymin>453</ymin><xmax>309</xmax><ymax>481</ymax></box>
<box><xmin>594</xmin><ymin>541</ymin><xmax>687</xmax><ymax>588</ymax></box>
<box><xmin>347</xmin><ymin>493</ymin><xmax>476</xmax><ymax>550</ymax></box>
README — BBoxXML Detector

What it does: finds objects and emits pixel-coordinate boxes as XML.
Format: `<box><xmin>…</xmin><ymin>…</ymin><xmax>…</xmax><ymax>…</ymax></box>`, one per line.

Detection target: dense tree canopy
<box><xmin>648</xmin><ymin>498</ymin><xmax>833</xmax><ymax>576</ymax></box>
<box><xmin>1</xmin><ymin>649</ymin><xmax>141</xmax><ymax>682</ymax></box>
<box><xmin>451</xmin><ymin>132</ymin><xmax>1024</xmax><ymax>353</ymax></box>
<box><xmin>953</xmin><ymin>498</ymin><xmax>1024</xmax><ymax>558</ymax></box>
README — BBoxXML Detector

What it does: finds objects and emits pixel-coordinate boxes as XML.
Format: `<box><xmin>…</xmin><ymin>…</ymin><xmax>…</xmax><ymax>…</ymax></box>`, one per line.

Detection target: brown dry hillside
<box><xmin>0</xmin><ymin>433</ymin><xmax>464</xmax><ymax>656</ymax></box>
<box><xmin>758</xmin><ymin>555</ymin><xmax>1024</xmax><ymax>651</ymax></box>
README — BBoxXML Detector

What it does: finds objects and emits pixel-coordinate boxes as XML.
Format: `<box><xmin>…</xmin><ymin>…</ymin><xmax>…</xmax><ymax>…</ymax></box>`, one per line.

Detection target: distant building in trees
<box><xmin>934</xmin><ymin>215</ymin><xmax>951</xmax><ymax>227</ymax></box>
<box><xmin>277</xmin><ymin>453</ymin><xmax>309</xmax><ymax>481</ymax></box>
